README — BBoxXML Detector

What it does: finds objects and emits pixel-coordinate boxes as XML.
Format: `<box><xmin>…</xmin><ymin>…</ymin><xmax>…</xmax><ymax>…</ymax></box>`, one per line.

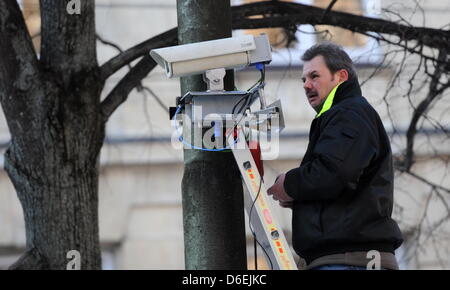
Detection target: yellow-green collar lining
<box><xmin>316</xmin><ymin>82</ymin><xmax>342</xmax><ymax>118</ymax></box>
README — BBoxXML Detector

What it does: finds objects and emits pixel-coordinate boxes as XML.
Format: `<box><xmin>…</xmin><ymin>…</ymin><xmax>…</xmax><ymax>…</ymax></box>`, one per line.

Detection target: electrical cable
<box><xmin>248</xmin><ymin>175</ymin><xmax>274</xmax><ymax>270</ymax></box>
<box><xmin>172</xmin><ymin>103</ymin><xmax>239</xmax><ymax>151</ymax></box>
<box><xmin>173</xmin><ymin>64</ymin><xmax>266</xmax><ymax>152</ymax></box>
<box><xmin>254</xmin><ymin>230</ymin><xmax>258</xmax><ymax>270</ymax></box>
<box><xmin>231</xmin><ymin>94</ymin><xmax>250</xmax><ymax>116</ymax></box>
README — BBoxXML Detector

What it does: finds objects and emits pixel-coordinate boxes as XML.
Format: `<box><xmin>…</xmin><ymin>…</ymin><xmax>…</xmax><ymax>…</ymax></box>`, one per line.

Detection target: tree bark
<box><xmin>177</xmin><ymin>0</ymin><xmax>247</xmax><ymax>270</ymax></box>
<box><xmin>3</xmin><ymin>76</ymin><xmax>105</xmax><ymax>270</ymax></box>
<box><xmin>1</xmin><ymin>0</ymin><xmax>104</xmax><ymax>269</ymax></box>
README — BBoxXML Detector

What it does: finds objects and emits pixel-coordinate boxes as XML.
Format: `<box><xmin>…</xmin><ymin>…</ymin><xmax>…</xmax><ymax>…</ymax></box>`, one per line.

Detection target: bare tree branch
<box><xmin>0</xmin><ymin>0</ymin><xmax>42</xmax><ymax>138</ymax></box>
<box><xmin>96</xmin><ymin>34</ymin><xmax>170</xmax><ymax>115</ymax></box>
<box><xmin>100</xmin><ymin>55</ymin><xmax>157</xmax><ymax>122</ymax></box>
<box><xmin>98</xmin><ymin>28</ymin><xmax>177</xmax><ymax>81</ymax></box>
<box><xmin>96</xmin><ymin>33</ymin><xmax>132</xmax><ymax>71</ymax></box>
<box><xmin>321</xmin><ymin>0</ymin><xmax>339</xmax><ymax>22</ymax></box>
<box><xmin>0</xmin><ymin>0</ymin><xmax>40</xmax><ymax>87</ymax></box>
<box><xmin>96</xmin><ymin>33</ymin><xmax>125</xmax><ymax>56</ymax></box>
<box><xmin>405</xmin><ymin>171</ymin><xmax>450</xmax><ymax>195</ymax></box>
<box><xmin>231</xmin><ymin>1</ymin><xmax>450</xmax><ymax>52</ymax></box>
<box><xmin>362</xmin><ymin>32</ymin><xmax>444</xmax><ymax>65</ymax></box>
<box><xmin>401</xmin><ymin>50</ymin><xmax>449</xmax><ymax>171</ymax></box>
<box><xmin>141</xmin><ymin>86</ymin><xmax>169</xmax><ymax>114</ymax></box>
<box><xmin>98</xmin><ymin>1</ymin><xmax>450</xmax><ymax>85</ymax></box>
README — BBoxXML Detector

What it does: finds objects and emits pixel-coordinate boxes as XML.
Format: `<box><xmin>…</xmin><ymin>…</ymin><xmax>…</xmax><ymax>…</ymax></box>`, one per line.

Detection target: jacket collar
<box><xmin>315</xmin><ymin>78</ymin><xmax>362</xmax><ymax>118</ymax></box>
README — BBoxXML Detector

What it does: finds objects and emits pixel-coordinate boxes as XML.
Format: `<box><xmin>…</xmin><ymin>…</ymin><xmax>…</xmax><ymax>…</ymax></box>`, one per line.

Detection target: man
<box><xmin>267</xmin><ymin>43</ymin><xmax>403</xmax><ymax>270</ymax></box>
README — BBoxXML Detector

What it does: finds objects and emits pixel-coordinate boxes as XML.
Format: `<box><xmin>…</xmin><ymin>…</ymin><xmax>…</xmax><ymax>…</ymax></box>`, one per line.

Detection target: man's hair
<box><xmin>301</xmin><ymin>42</ymin><xmax>357</xmax><ymax>81</ymax></box>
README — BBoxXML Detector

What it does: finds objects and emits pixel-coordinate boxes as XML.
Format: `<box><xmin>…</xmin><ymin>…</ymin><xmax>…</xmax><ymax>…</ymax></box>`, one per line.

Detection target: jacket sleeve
<box><xmin>284</xmin><ymin>108</ymin><xmax>377</xmax><ymax>202</ymax></box>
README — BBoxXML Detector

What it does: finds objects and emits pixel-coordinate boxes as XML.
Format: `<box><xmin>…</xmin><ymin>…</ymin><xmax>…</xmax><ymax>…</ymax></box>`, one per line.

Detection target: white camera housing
<box><xmin>150</xmin><ymin>34</ymin><xmax>272</xmax><ymax>78</ymax></box>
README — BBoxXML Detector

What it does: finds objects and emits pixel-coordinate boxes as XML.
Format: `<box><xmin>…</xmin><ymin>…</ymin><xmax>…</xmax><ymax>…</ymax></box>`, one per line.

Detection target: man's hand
<box><xmin>267</xmin><ymin>173</ymin><xmax>294</xmax><ymax>208</ymax></box>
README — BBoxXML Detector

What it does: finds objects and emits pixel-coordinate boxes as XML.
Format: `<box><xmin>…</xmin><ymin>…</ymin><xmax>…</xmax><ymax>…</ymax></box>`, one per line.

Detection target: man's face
<box><xmin>301</xmin><ymin>55</ymin><xmax>342</xmax><ymax>112</ymax></box>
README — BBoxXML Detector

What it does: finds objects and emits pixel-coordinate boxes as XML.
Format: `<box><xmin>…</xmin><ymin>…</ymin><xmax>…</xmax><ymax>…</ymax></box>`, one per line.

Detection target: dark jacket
<box><xmin>284</xmin><ymin>78</ymin><xmax>403</xmax><ymax>264</ymax></box>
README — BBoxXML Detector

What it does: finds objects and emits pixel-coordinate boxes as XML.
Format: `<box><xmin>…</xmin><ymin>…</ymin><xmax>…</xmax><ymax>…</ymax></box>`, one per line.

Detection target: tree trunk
<box><xmin>6</xmin><ymin>155</ymin><xmax>102</xmax><ymax>270</ymax></box>
<box><xmin>6</xmin><ymin>74</ymin><xmax>105</xmax><ymax>270</ymax></box>
<box><xmin>177</xmin><ymin>0</ymin><xmax>248</xmax><ymax>270</ymax></box>
<box><xmin>1</xmin><ymin>0</ymin><xmax>104</xmax><ymax>269</ymax></box>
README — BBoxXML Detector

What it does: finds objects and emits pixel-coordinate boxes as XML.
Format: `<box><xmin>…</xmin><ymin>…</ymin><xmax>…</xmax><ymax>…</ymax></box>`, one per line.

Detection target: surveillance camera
<box><xmin>150</xmin><ymin>34</ymin><xmax>272</xmax><ymax>78</ymax></box>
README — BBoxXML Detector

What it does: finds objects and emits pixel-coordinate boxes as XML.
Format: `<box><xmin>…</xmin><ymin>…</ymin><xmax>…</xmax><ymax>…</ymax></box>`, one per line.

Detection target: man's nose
<box><xmin>303</xmin><ymin>79</ymin><xmax>312</xmax><ymax>90</ymax></box>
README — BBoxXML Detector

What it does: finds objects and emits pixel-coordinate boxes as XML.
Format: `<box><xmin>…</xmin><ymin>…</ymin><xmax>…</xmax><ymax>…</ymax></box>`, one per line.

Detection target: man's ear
<box><xmin>338</xmin><ymin>69</ymin><xmax>349</xmax><ymax>82</ymax></box>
